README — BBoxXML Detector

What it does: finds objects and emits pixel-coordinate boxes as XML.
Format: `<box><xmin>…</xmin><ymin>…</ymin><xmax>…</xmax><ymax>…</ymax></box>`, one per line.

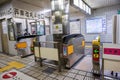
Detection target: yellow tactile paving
<box><xmin>0</xmin><ymin>61</ymin><xmax>25</xmax><ymax>72</ymax></box>
<box><xmin>0</xmin><ymin>66</ymin><xmax>13</xmax><ymax>72</ymax></box>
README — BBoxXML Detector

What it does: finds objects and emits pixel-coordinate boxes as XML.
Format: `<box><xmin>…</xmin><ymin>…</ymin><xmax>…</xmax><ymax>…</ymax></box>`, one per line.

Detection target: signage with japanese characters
<box><xmin>104</xmin><ymin>48</ymin><xmax>120</xmax><ymax>56</ymax></box>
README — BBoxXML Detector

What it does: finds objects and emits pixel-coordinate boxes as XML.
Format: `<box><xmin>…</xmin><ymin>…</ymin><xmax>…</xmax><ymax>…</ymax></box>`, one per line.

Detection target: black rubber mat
<box><xmin>42</xmin><ymin>67</ymin><xmax>56</xmax><ymax>74</ymax></box>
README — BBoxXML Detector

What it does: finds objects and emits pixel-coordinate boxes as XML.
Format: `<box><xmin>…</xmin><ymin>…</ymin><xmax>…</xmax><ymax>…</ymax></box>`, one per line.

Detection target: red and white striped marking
<box><xmin>2</xmin><ymin>72</ymin><xmax>17</xmax><ymax>79</ymax></box>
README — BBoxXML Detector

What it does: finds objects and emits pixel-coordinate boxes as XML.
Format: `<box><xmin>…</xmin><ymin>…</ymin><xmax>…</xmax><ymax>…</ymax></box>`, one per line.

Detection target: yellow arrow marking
<box><xmin>0</xmin><ymin>61</ymin><xmax>25</xmax><ymax>72</ymax></box>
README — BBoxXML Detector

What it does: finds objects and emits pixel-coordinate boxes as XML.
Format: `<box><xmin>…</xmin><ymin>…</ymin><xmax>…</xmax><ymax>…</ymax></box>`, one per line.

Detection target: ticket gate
<box><xmin>62</xmin><ymin>34</ymin><xmax>85</xmax><ymax>68</ymax></box>
<box><xmin>16</xmin><ymin>35</ymin><xmax>37</xmax><ymax>58</ymax></box>
<box><xmin>92</xmin><ymin>36</ymin><xmax>100</xmax><ymax>74</ymax></box>
<box><xmin>33</xmin><ymin>34</ymin><xmax>85</xmax><ymax>69</ymax></box>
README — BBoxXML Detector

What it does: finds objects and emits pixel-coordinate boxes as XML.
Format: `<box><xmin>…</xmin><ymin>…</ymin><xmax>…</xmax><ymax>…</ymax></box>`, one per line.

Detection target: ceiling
<box><xmin>83</xmin><ymin>0</ymin><xmax>120</xmax><ymax>9</ymax></box>
<box><xmin>18</xmin><ymin>0</ymin><xmax>50</xmax><ymax>9</ymax></box>
<box><xmin>0</xmin><ymin>0</ymin><xmax>120</xmax><ymax>12</ymax></box>
<box><xmin>1</xmin><ymin>0</ymin><xmax>120</xmax><ymax>9</ymax></box>
<box><xmin>0</xmin><ymin>0</ymin><xmax>11</xmax><ymax>5</ymax></box>
<box><xmin>17</xmin><ymin>0</ymin><xmax>120</xmax><ymax>9</ymax></box>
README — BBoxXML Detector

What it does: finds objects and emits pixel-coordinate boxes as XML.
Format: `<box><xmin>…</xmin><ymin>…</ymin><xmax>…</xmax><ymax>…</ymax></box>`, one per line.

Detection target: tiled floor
<box><xmin>0</xmin><ymin>47</ymin><xmax>119</xmax><ymax>80</ymax></box>
<box><xmin>74</xmin><ymin>55</ymin><xmax>92</xmax><ymax>72</ymax></box>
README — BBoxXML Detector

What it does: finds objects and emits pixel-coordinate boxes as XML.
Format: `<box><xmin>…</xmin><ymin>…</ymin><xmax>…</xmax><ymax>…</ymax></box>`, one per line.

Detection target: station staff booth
<box><xmin>0</xmin><ymin>1</ymin><xmax>51</xmax><ymax>57</ymax></box>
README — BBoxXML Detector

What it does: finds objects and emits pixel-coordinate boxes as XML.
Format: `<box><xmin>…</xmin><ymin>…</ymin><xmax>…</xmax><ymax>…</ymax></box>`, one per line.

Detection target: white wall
<box><xmin>0</xmin><ymin>3</ymin><xmax>13</xmax><ymax>19</ymax></box>
<box><xmin>12</xmin><ymin>0</ymin><xmax>42</xmax><ymax>12</ymax></box>
<box><xmin>81</xmin><ymin>4</ymin><xmax>120</xmax><ymax>42</ymax></box>
<box><xmin>0</xmin><ymin>2</ymin><xmax>16</xmax><ymax>55</ymax></box>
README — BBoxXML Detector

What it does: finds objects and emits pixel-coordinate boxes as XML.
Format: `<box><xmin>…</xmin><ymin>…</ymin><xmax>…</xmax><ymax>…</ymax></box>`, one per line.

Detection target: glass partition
<box><xmin>8</xmin><ymin>18</ymin><xmax>16</xmax><ymax>41</ymax></box>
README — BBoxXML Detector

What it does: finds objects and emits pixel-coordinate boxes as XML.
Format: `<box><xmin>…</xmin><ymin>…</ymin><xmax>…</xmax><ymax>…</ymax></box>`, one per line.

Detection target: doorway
<box><xmin>16</xmin><ymin>23</ymin><xmax>22</xmax><ymax>37</ymax></box>
<box><xmin>0</xmin><ymin>20</ymin><xmax>9</xmax><ymax>54</ymax></box>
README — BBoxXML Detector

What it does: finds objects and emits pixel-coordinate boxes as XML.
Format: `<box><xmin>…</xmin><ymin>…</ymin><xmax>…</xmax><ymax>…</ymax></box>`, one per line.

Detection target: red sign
<box><xmin>2</xmin><ymin>72</ymin><xmax>17</xmax><ymax>79</ymax></box>
<box><xmin>104</xmin><ymin>48</ymin><xmax>120</xmax><ymax>55</ymax></box>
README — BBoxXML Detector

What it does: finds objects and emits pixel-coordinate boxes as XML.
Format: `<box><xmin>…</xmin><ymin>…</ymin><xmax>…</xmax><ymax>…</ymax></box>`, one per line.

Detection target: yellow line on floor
<box><xmin>0</xmin><ymin>61</ymin><xmax>25</xmax><ymax>72</ymax></box>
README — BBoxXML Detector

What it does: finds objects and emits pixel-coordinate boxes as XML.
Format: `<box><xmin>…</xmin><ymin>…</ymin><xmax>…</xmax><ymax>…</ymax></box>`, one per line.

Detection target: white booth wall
<box><xmin>0</xmin><ymin>3</ymin><xmax>15</xmax><ymax>54</ymax></box>
<box><xmin>0</xmin><ymin>0</ymin><xmax>48</xmax><ymax>55</ymax></box>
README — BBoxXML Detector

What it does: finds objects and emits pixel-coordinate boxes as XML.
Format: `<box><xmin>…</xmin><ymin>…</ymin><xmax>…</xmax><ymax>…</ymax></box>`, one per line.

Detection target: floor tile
<box><xmin>49</xmin><ymin>73</ymin><xmax>57</xmax><ymax>78</ymax></box>
<box><xmin>74</xmin><ymin>74</ymin><xmax>85</xmax><ymax>80</ymax></box>
<box><xmin>56</xmin><ymin>75</ymin><xmax>65</xmax><ymax>80</ymax></box>
<box><xmin>37</xmin><ymin>74</ymin><xmax>47</xmax><ymax>80</ymax></box>
<box><xmin>69</xmin><ymin>69</ymin><xmax>79</xmax><ymax>74</ymax></box>
<box><xmin>27</xmin><ymin>71</ymin><xmax>36</xmax><ymax>75</ymax></box>
<box><xmin>32</xmin><ymin>72</ymin><xmax>41</xmax><ymax>78</ymax></box>
<box><xmin>78</xmin><ymin>70</ymin><xmax>87</xmax><ymax>76</ymax></box>
<box><xmin>64</xmin><ymin>77</ymin><xmax>74</xmax><ymax>80</ymax></box>
<box><xmin>44</xmin><ymin>77</ymin><xmax>54</xmax><ymax>80</ymax></box>
<box><xmin>84</xmin><ymin>76</ymin><xmax>94</xmax><ymax>80</ymax></box>
<box><xmin>67</xmin><ymin>73</ymin><xmax>76</xmax><ymax>78</ymax></box>
<box><xmin>86</xmin><ymin>72</ymin><xmax>95</xmax><ymax>77</ymax></box>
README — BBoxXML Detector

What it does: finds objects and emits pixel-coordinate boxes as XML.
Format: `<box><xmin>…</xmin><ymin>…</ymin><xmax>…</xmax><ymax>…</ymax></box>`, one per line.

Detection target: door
<box><xmin>0</xmin><ymin>20</ymin><xmax>9</xmax><ymax>54</ymax></box>
<box><xmin>16</xmin><ymin>23</ymin><xmax>22</xmax><ymax>37</ymax></box>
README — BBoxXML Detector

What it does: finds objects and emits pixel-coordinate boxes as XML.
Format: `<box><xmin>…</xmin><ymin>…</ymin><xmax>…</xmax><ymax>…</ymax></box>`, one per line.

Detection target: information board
<box><xmin>86</xmin><ymin>18</ymin><xmax>106</xmax><ymax>34</ymax></box>
<box><xmin>53</xmin><ymin>24</ymin><xmax>63</xmax><ymax>34</ymax></box>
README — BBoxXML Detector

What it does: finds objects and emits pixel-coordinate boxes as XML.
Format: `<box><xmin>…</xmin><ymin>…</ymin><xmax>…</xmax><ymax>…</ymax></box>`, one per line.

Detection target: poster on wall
<box><xmin>53</xmin><ymin>24</ymin><xmax>63</xmax><ymax>34</ymax></box>
<box><xmin>70</xmin><ymin>20</ymin><xmax>80</xmax><ymax>34</ymax></box>
<box><xmin>44</xmin><ymin>17</ymin><xmax>50</xmax><ymax>25</ymax></box>
<box><xmin>45</xmin><ymin>26</ymin><xmax>50</xmax><ymax>35</ymax></box>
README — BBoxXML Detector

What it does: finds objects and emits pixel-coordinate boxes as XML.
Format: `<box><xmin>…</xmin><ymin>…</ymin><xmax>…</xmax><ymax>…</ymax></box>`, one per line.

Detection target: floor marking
<box><xmin>0</xmin><ymin>69</ymin><xmax>37</xmax><ymax>80</ymax></box>
<box><xmin>0</xmin><ymin>61</ymin><xmax>25</xmax><ymax>72</ymax></box>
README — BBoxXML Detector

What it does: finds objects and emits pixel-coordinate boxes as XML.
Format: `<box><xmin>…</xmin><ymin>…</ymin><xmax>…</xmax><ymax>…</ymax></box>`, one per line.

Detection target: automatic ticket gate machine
<box><xmin>92</xmin><ymin>36</ymin><xmax>100</xmax><ymax>74</ymax></box>
<box><xmin>62</xmin><ymin>34</ymin><xmax>85</xmax><ymax>68</ymax></box>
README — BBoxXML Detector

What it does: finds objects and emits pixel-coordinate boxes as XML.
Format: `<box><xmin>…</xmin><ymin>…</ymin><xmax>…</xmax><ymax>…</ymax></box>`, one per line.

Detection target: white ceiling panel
<box><xmin>83</xmin><ymin>0</ymin><xmax>120</xmax><ymax>9</ymax></box>
<box><xmin>19</xmin><ymin>0</ymin><xmax>50</xmax><ymax>9</ymax></box>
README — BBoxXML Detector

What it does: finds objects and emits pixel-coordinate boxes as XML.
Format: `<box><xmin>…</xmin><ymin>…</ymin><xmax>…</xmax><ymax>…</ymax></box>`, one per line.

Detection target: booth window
<box><xmin>8</xmin><ymin>18</ymin><xmax>16</xmax><ymax>41</ymax></box>
<box><xmin>20</xmin><ymin>10</ymin><xmax>24</xmax><ymax>16</ymax></box>
<box><xmin>14</xmin><ymin>8</ymin><xmax>19</xmax><ymax>15</ymax></box>
<box><xmin>36</xmin><ymin>20</ymin><xmax>45</xmax><ymax>35</ymax></box>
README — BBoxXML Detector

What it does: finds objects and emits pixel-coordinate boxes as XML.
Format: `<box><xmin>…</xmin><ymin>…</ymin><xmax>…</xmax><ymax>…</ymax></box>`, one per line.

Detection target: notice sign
<box><xmin>16</xmin><ymin>42</ymin><xmax>27</xmax><ymax>49</ymax></box>
<box><xmin>53</xmin><ymin>24</ymin><xmax>63</xmax><ymax>34</ymax></box>
<box><xmin>67</xmin><ymin>45</ymin><xmax>74</xmax><ymax>55</ymax></box>
<box><xmin>104</xmin><ymin>48</ymin><xmax>120</xmax><ymax>56</ymax></box>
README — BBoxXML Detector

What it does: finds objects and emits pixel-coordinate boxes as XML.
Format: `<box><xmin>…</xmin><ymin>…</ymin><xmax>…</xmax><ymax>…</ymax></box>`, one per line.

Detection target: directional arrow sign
<box><xmin>94</xmin><ymin>49</ymin><xmax>99</xmax><ymax>53</ymax></box>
